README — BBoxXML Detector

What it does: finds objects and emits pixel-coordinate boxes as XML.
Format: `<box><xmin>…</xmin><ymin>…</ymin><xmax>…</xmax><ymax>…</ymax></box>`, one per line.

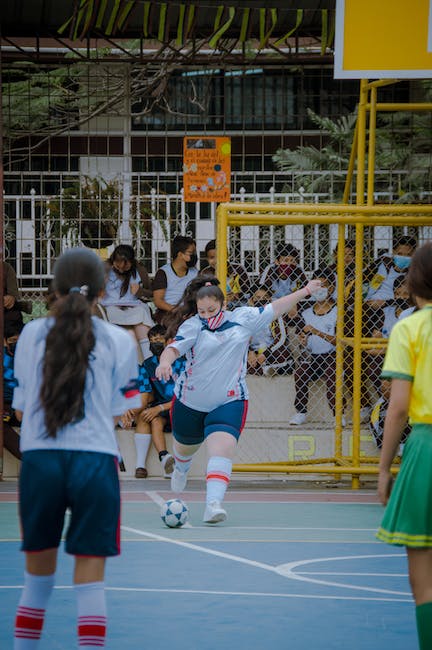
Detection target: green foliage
<box><xmin>46</xmin><ymin>177</ymin><xmax>120</xmax><ymax>249</ymax></box>
<box><xmin>273</xmin><ymin>96</ymin><xmax>432</xmax><ymax>202</ymax></box>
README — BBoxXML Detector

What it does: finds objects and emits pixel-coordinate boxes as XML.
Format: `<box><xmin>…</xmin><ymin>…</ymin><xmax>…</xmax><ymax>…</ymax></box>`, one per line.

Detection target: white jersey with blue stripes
<box><xmin>168</xmin><ymin>304</ymin><xmax>275</xmax><ymax>412</ymax></box>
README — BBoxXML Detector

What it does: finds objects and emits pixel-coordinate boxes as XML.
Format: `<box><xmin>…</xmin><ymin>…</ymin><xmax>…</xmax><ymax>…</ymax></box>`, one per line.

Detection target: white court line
<box><xmin>276</xmin><ymin>554</ymin><xmax>411</xmax><ymax>596</ymax></box>
<box><xmin>121</xmin><ymin>525</ymin><xmax>410</xmax><ymax>597</ymax></box>
<box><xmin>0</xmin><ymin>584</ymin><xmax>412</xmax><ymax>602</ymax></box>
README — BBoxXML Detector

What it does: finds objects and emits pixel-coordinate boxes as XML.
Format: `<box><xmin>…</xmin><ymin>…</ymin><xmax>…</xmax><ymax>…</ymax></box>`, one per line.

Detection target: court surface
<box><xmin>0</xmin><ymin>478</ymin><xmax>416</xmax><ymax>649</ymax></box>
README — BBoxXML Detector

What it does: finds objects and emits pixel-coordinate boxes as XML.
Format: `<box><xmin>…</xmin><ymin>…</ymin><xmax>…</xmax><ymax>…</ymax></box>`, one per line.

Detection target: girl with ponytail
<box><xmin>12</xmin><ymin>248</ymin><xmax>141</xmax><ymax>649</ymax></box>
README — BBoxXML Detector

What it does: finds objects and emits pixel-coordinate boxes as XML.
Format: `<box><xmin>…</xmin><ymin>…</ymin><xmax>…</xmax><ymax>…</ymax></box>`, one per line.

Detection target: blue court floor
<box><xmin>0</xmin><ymin>479</ymin><xmax>416</xmax><ymax>649</ymax></box>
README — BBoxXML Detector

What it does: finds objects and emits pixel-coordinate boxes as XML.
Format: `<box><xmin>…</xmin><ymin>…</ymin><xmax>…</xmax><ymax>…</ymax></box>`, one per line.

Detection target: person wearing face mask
<box><xmin>152</xmin><ymin>235</ymin><xmax>198</xmax><ymax>325</ymax></box>
<box><xmin>260</xmin><ymin>242</ymin><xmax>308</xmax><ymax>300</ymax></box>
<box><xmin>289</xmin><ymin>269</ymin><xmax>344</xmax><ymax>426</ymax></box>
<box><xmin>100</xmin><ymin>244</ymin><xmax>154</xmax><ymax>360</ymax></box>
<box><xmin>156</xmin><ymin>273</ymin><xmax>322</xmax><ymax>523</ymax></box>
<box><xmin>247</xmin><ymin>286</ymin><xmax>295</xmax><ymax>375</ymax></box>
<box><xmin>120</xmin><ymin>324</ymin><xmax>185</xmax><ymax>479</ymax></box>
<box><xmin>363</xmin><ymin>236</ymin><xmax>417</xmax><ymax>309</ymax></box>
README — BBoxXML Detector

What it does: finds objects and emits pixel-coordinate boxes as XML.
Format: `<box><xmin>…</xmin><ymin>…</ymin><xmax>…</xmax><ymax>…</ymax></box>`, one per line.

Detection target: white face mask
<box><xmin>313</xmin><ymin>287</ymin><xmax>328</xmax><ymax>302</ymax></box>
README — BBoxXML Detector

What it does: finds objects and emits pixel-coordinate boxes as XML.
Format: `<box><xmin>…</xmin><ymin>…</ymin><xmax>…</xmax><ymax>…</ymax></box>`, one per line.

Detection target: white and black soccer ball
<box><xmin>160</xmin><ymin>498</ymin><xmax>189</xmax><ymax>528</ymax></box>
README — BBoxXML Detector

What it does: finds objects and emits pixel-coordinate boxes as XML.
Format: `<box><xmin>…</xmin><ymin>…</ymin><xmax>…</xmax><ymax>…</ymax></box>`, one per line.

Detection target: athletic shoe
<box><xmin>203</xmin><ymin>501</ymin><xmax>227</xmax><ymax>524</ymax></box>
<box><xmin>161</xmin><ymin>454</ymin><xmax>175</xmax><ymax>478</ymax></box>
<box><xmin>171</xmin><ymin>466</ymin><xmax>188</xmax><ymax>493</ymax></box>
<box><xmin>289</xmin><ymin>412</ymin><xmax>307</xmax><ymax>425</ymax></box>
<box><xmin>135</xmin><ymin>467</ymin><xmax>148</xmax><ymax>479</ymax></box>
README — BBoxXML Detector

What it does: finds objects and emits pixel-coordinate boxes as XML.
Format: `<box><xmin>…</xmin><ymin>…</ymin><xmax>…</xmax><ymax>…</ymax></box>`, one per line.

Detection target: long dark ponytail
<box><xmin>40</xmin><ymin>248</ymin><xmax>105</xmax><ymax>438</ymax></box>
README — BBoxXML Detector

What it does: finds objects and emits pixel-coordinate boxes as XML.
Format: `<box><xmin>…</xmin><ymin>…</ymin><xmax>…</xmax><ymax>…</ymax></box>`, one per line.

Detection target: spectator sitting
<box><xmin>382</xmin><ymin>274</ymin><xmax>412</xmax><ymax>338</ymax></box>
<box><xmin>121</xmin><ymin>324</ymin><xmax>185</xmax><ymax>478</ymax></box>
<box><xmin>100</xmin><ymin>244</ymin><xmax>154</xmax><ymax>360</ymax></box>
<box><xmin>3</xmin><ymin>260</ymin><xmax>25</xmax><ymax>329</ymax></box>
<box><xmin>152</xmin><ymin>235</ymin><xmax>198</xmax><ymax>324</ymax></box>
<box><xmin>260</xmin><ymin>242</ymin><xmax>308</xmax><ymax>300</ymax></box>
<box><xmin>202</xmin><ymin>239</ymin><xmax>250</xmax><ymax>308</ymax></box>
<box><xmin>289</xmin><ymin>268</ymin><xmax>342</xmax><ymax>426</ymax></box>
<box><xmin>247</xmin><ymin>285</ymin><xmax>295</xmax><ymax>375</ymax></box>
<box><xmin>362</xmin><ymin>235</ymin><xmax>417</xmax><ymax>309</ymax></box>
<box><xmin>3</xmin><ymin>319</ymin><xmax>24</xmax><ymax>459</ymax></box>
<box><xmin>329</xmin><ymin>239</ymin><xmax>356</xmax><ymax>300</ymax></box>
<box><xmin>369</xmin><ymin>379</ymin><xmax>411</xmax><ymax>455</ymax></box>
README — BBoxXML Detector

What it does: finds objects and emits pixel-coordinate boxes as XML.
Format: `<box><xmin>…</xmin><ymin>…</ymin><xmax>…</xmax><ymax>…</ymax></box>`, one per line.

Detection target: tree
<box><xmin>273</xmin><ymin>81</ymin><xmax>432</xmax><ymax>203</ymax></box>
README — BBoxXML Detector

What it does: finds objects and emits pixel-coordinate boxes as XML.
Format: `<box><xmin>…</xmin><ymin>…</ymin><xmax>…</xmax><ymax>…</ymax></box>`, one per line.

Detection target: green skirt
<box><xmin>377</xmin><ymin>423</ymin><xmax>432</xmax><ymax>547</ymax></box>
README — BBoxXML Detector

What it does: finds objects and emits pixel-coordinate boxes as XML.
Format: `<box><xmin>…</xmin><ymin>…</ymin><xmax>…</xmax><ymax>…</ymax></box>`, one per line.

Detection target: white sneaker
<box><xmin>161</xmin><ymin>453</ymin><xmax>175</xmax><ymax>478</ymax></box>
<box><xmin>203</xmin><ymin>501</ymin><xmax>227</xmax><ymax>524</ymax></box>
<box><xmin>289</xmin><ymin>412</ymin><xmax>307</xmax><ymax>425</ymax></box>
<box><xmin>171</xmin><ymin>466</ymin><xmax>188</xmax><ymax>493</ymax></box>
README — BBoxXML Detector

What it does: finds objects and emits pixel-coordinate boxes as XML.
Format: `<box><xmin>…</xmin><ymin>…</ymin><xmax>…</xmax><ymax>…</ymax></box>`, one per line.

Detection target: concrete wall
<box><xmin>2</xmin><ymin>376</ymin><xmax>379</xmax><ymax>480</ymax></box>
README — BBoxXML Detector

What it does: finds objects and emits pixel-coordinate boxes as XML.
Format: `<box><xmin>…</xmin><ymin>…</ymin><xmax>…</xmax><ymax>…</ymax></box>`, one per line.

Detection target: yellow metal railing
<box><xmin>215</xmin><ymin>203</ymin><xmax>432</xmax><ymax>487</ymax></box>
<box><xmin>214</xmin><ymin>79</ymin><xmax>432</xmax><ymax>488</ymax></box>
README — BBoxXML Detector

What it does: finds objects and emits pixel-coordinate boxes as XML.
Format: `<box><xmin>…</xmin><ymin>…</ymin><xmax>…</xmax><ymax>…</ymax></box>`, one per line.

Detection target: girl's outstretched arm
<box><xmin>271</xmin><ymin>280</ymin><xmax>322</xmax><ymax>319</ymax></box>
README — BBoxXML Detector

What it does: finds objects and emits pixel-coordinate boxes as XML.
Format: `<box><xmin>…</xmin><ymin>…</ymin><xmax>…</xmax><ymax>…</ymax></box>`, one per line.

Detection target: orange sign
<box><xmin>183</xmin><ymin>137</ymin><xmax>231</xmax><ymax>202</ymax></box>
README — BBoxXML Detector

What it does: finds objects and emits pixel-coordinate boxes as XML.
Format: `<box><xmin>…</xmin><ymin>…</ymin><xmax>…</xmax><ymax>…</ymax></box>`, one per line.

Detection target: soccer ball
<box><xmin>160</xmin><ymin>498</ymin><xmax>189</xmax><ymax>528</ymax></box>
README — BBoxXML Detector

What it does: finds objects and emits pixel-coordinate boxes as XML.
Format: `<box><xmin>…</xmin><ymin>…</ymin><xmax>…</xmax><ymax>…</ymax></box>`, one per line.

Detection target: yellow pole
<box><xmin>215</xmin><ymin>203</ymin><xmax>228</xmax><ymax>296</ymax></box>
<box><xmin>370</xmin><ymin>102</ymin><xmax>432</xmax><ymax>111</ymax></box>
<box><xmin>334</xmin><ymin>224</ymin><xmax>346</xmax><ymax>461</ymax></box>
<box><xmin>367</xmin><ymin>85</ymin><xmax>377</xmax><ymax>206</ymax></box>
<box><xmin>342</xmin><ymin>119</ymin><xmax>358</xmax><ymax>204</ymax></box>
<box><xmin>351</xmin><ymin>79</ymin><xmax>369</xmax><ymax>489</ymax></box>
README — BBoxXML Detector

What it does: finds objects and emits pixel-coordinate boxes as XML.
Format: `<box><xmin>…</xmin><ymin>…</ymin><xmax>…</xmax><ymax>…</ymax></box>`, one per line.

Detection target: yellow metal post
<box><xmin>367</xmin><ymin>86</ymin><xmax>377</xmax><ymax>206</ymax></box>
<box><xmin>215</xmin><ymin>203</ymin><xmax>228</xmax><ymax>296</ymax></box>
<box><xmin>334</xmin><ymin>225</ymin><xmax>346</xmax><ymax>461</ymax></box>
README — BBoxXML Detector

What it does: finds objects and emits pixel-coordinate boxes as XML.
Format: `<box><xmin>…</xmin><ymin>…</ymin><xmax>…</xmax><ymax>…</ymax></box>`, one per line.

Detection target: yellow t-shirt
<box><xmin>382</xmin><ymin>305</ymin><xmax>432</xmax><ymax>424</ymax></box>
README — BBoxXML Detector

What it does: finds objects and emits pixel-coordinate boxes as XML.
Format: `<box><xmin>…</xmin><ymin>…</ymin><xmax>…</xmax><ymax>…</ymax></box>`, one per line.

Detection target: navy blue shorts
<box><xmin>171</xmin><ymin>398</ymin><xmax>248</xmax><ymax>445</ymax></box>
<box><xmin>19</xmin><ymin>450</ymin><xmax>121</xmax><ymax>557</ymax></box>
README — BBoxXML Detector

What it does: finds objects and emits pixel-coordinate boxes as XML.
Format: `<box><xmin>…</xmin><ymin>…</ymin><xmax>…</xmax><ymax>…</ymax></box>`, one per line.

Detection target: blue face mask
<box><xmin>393</xmin><ymin>255</ymin><xmax>411</xmax><ymax>270</ymax></box>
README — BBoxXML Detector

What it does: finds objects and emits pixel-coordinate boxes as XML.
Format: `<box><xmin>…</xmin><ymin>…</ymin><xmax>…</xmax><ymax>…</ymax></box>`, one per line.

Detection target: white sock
<box><xmin>173</xmin><ymin>450</ymin><xmax>194</xmax><ymax>475</ymax></box>
<box><xmin>14</xmin><ymin>571</ymin><xmax>55</xmax><ymax>648</ymax></box>
<box><xmin>139</xmin><ymin>338</ymin><xmax>151</xmax><ymax>360</ymax></box>
<box><xmin>134</xmin><ymin>433</ymin><xmax>152</xmax><ymax>468</ymax></box>
<box><xmin>206</xmin><ymin>456</ymin><xmax>232</xmax><ymax>505</ymax></box>
<box><xmin>75</xmin><ymin>581</ymin><xmax>106</xmax><ymax>648</ymax></box>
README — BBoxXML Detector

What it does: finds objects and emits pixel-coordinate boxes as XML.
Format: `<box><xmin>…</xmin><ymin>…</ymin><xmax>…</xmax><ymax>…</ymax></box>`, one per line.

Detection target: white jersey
<box><xmin>169</xmin><ymin>304</ymin><xmax>275</xmax><ymax>412</ymax></box>
<box><xmin>364</xmin><ymin>262</ymin><xmax>403</xmax><ymax>302</ymax></box>
<box><xmin>160</xmin><ymin>263</ymin><xmax>198</xmax><ymax>306</ymax></box>
<box><xmin>13</xmin><ymin>316</ymin><xmax>141</xmax><ymax>456</ymax></box>
<box><xmin>302</xmin><ymin>304</ymin><xmax>337</xmax><ymax>355</ymax></box>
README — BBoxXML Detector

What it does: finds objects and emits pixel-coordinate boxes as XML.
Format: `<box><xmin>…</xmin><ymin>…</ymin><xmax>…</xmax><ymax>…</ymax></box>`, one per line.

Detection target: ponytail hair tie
<box><xmin>69</xmin><ymin>285</ymin><xmax>89</xmax><ymax>296</ymax></box>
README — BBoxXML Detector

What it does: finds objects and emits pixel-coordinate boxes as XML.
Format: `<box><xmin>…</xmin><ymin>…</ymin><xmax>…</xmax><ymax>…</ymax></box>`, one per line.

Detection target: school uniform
<box><xmin>293</xmin><ymin>303</ymin><xmax>338</xmax><ymax>415</ymax></box>
<box><xmin>168</xmin><ymin>304</ymin><xmax>275</xmax><ymax>444</ymax></box>
<box><xmin>13</xmin><ymin>316</ymin><xmax>141</xmax><ymax>556</ymax></box>
<box><xmin>377</xmin><ymin>305</ymin><xmax>432</xmax><ymax>547</ymax></box>
<box><xmin>100</xmin><ymin>267</ymin><xmax>154</xmax><ymax>327</ymax></box>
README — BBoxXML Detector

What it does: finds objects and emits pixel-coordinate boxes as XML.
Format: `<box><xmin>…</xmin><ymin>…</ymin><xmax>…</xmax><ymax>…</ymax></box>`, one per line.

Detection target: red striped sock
<box><xmin>75</xmin><ymin>581</ymin><xmax>107</xmax><ymax>648</ymax></box>
<box><xmin>78</xmin><ymin>615</ymin><xmax>107</xmax><ymax>647</ymax></box>
<box><xmin>14</xmin><ymin>571</ymin><xmax>54</xmax><ymax>648</ymax></box>
<box><xmin>14</xmin><ymin>606</ymin><xmax>45</xmax><ymax>645</ymax></box>
<box><xmin>206</xmin><ymin>456</ymin><xmax>232</xmax><ymax>504</ymax></box>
